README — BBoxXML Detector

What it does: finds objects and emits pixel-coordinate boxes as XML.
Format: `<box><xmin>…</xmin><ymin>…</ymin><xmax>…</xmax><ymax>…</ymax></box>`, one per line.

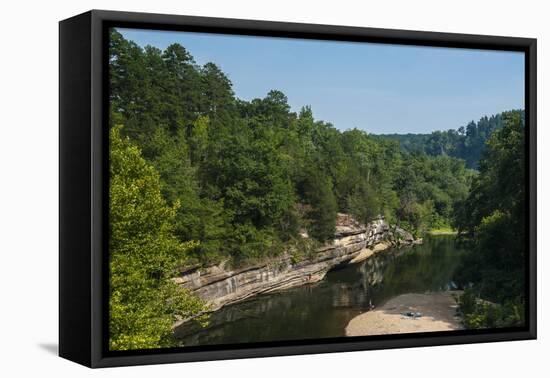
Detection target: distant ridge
<box><xmin>376</xmin><ymin>110</ymin><xmax>524</xmax><ymax>169</ymax></box>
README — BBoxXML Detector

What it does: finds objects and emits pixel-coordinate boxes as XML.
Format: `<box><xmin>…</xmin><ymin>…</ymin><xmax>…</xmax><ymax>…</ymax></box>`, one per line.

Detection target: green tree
<box><xmin>109</xmin><ymin>29</ymin><xmax>508</xmax><ymax>271</ymax></box>
<box><xmin>379</xmin><ymin>111</ymin><xmax>523</xmax><ymax>169</ymax></box>
<box><xmin>109</xmin><ymin>126</ymin><xmax>207</xmax><ymax>350</ymax></box>
<box><xmin>300</xmin><ymin>165</ymin><xmax>338</xmax><ymax>242</ymax></box>
<box><xmin>346</xmin><ymin>181</ymin><xmax>381</xmax><ymax>225</ymax></box>
<box><xmin>200</xmin><ymin>62</ymin><xmax>235</xmax><ymax>115</ymax></box>
<box><xmin>453</xmin><ymin>111</ymin><xmax>525</xmax><ymax>328</ymax></box>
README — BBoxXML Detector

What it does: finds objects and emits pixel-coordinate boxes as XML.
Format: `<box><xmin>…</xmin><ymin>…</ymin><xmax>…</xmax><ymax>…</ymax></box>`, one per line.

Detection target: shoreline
<box><xmin>427</xmin><ymin>230</ymin><xmax>458</xmax><ymax>236</ymax></box>
<box><xmin>345</xmin><ymin>291</ymin><xmax>463</xmax><ymax>336</ymax></box>
<box><xmin>174</xmin><ymin>238</ymin><xmax>404</xmax><ymax>327</ymax></box>
<box><xmin>175</xmin><ymin>215</ymin><xmax>420</xmax><ymax>323</ymax></box>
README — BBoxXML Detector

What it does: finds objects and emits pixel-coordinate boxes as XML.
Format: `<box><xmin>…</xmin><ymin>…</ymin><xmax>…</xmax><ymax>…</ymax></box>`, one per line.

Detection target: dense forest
<box><xmin>379</xmin><ymin>110</ymin><xmax>524</xmax><ymax>169</ymax></box>
<box><xmin>452</xmin><ymin>111</ymin><xmax>526</xmax><ymax>328</ymax></box>
<box><xmin>108</xmin><ymin>29</ymin><xmax>525</xmax><ymax>349</ymax></box>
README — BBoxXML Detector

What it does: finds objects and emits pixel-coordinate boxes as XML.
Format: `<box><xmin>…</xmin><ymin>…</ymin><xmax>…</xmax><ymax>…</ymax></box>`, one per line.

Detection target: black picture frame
<box><xmin>59</xmin><ymin>9</ymin><xmax>537</xmax><ymax>368</ymax></box>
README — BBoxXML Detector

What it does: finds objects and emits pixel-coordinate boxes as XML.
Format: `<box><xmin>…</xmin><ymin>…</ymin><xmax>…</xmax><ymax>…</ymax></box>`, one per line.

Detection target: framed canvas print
<box><xmin>59</xmin><ymin>10</ymin><xmax>537</xmax><ymax>368</ymax></box>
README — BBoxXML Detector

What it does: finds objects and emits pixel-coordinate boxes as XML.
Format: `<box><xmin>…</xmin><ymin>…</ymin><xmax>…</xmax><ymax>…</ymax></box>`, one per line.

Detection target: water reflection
<box><xmin>174</xmin><ymin>235</ymin><xmax>467</xmax><ymax>346</ymax></box>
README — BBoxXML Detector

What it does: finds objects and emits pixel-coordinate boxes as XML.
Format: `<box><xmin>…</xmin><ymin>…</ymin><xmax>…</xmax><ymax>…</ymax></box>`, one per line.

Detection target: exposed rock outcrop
<box><xmin>174</xmin><ymin>214</ymin><xmax>417</xmax><ymax>320</ymax></box>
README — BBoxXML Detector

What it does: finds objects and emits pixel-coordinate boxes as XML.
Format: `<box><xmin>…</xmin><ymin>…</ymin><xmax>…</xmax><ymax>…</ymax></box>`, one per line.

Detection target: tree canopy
<box><xmin>108</xmin><ymin>29</ymin><xmax>526</xmax><ymax>338</ymax></box>
<box><xmin>109</xmin><ymin>126</ymin><xmax>207</xmax><ymax>350</ymax></box>
<box><xmin>453</xmin><ymin>110</ymin><xmax>526</xmax><ymax>328</ymax></box>
<box><xmin>379</xmin><ymin>111</ymin><xmax>524</xmax><ymax>169</ymax></box>
<box><xmin>109</xmin><ymin>28</ymin><xmax>477</xmax><ymax>266</ymax></box>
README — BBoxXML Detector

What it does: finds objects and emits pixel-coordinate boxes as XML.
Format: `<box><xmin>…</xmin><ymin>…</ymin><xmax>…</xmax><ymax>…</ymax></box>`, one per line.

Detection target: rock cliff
<box><xmin>174</xmin><ymin>214</ymin><xmax>417</xmax><ymax>322</ymax></box>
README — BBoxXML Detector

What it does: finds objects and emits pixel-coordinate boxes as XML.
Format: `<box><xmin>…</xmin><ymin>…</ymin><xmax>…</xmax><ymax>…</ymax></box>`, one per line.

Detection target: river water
<box><xmin>174</xmin><ymin>235</ymin><xmax>467</xmax><ymax>346</ymax></box>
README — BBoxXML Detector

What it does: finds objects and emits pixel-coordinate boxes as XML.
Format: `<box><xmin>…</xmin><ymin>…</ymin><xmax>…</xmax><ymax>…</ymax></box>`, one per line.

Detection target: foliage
<box><xmin>109</xmin><ymin>28</ymin><xmax>480</xmax><ymax>265</ymax></box>
<box><xmin>379</xmin><ymin>111</ymin><xmax>524</xmax><ymax>169</ymax></box>
<box><xmin>301</xmin><ymin>166</ymin><xmax>338</xmax><ymax>241</ymax></box>
<box><xmin>457</xmin><ymin>289</ymin><xmax>524</xmax><ymax>329</ymax></box>
<box><xmin>453</xmin><ymin>111</ymin><xmax>526</xmax><ymax>328</ymax></box>
<box><xmin>108</xmin><ymin>29</ymin><xmax>526</xmax><ymax>340</ymax></box>
<box><xmin>109</xmin><ymin>126</ymin><xmax>208</xmax><ymax>350</ymax></box>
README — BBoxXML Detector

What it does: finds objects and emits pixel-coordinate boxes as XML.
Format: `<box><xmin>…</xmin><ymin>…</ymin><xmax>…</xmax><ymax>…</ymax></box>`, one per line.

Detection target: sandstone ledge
<box><xmin>174</xmin><ymin>214</ymin><xmax>419</xmax><ymax>324</ymax></box>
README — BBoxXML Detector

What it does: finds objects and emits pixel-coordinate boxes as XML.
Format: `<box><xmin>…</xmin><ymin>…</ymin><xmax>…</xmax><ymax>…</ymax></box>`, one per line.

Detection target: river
<box><xmin>174</xmin><ymin>235</ymin><xmax>467</xmax><ymax>346</ymax></box>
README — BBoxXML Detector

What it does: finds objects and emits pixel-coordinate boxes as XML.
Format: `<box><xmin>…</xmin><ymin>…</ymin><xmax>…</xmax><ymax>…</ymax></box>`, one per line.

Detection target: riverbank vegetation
<box><xmin>109</xmin><ymin>126</ymin><xmax>209</xmax><ymax>350</ymax></box>
<box><xmin>453</xmin><ymin>111</ymin><xmax>526</xmax><ymax>328</ymax></box>
<box><xmin>108</xmin><ymin>29</ymin><xmax>526</xmax><ymax>348</ymax></box>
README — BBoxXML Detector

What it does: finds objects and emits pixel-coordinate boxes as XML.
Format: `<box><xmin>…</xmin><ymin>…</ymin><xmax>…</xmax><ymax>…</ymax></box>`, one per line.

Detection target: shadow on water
<box><xmin>174</xmin><ymin>235</ymin><xmax>467</xmax><ymax>346</ymax></box>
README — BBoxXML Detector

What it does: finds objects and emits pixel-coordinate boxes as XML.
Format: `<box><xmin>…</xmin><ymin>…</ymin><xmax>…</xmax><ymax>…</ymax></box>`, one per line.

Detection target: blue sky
<box><xmin>117</xmin><ymin>28</ymin><xmax>525</xmax><ymax>134</ymax></box>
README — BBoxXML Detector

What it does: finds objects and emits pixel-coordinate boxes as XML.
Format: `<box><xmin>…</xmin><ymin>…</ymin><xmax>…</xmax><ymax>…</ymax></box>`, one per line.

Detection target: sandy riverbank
<box><xmin>345</xmin><ymin>291</ymin><xmax>463</xmax><ymax>336</ymax></box>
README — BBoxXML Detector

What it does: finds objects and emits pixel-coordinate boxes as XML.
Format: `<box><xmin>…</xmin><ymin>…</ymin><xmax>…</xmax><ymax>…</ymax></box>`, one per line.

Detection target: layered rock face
<box><xmin>175</xmin><ymin>214</ymin><xmax>416</xmax><ymax>315</ymax></box>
